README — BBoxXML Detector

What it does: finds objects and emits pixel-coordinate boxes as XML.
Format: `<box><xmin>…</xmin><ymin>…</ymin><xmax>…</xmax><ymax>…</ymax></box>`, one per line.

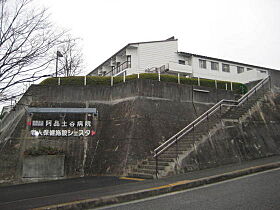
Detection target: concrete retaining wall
<box><xmin>0</xmin><ymin>79</ymin><xmax>238</xmax><ymax>181</ymax></box>
<box><xmin>181</xmin><ymin>92</ymin><xmax>280</xmax><ymax>172</ymax></box>
<box><xmin>22</xmin><ymin>155</ymin><xmax>65</xmax><ymax>178</ymax></box>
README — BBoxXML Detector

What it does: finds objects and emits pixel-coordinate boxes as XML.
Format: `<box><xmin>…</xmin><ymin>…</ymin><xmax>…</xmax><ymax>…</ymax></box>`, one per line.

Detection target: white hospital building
<box><xmin>88</xmin><ymin>37</ymin><xmax>269</xmax><ymax>83</ymax></box>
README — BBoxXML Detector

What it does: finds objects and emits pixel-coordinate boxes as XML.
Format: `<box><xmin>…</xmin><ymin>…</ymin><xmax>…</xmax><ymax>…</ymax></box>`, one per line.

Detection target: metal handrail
<box><xmin>104</xmin><ymin>60</ymin><xmax>131</xmax><ymax>76</ymax></box>
<box><xmin>154</xmin><ymin>76</ymin><xmax>270</xmax><ymax>159</ymax></box>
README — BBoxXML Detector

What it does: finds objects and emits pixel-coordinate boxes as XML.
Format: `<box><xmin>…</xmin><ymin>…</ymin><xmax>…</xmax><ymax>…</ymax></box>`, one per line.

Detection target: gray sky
<box><xmin>1</xmin><ymin>0</ymin><xmax>280</xmax><ymax>111</ymax></box>
<box><xmin>37</xmin><ymin>0</ymin><xmax>280</xmax><ymax>73</ymax></box>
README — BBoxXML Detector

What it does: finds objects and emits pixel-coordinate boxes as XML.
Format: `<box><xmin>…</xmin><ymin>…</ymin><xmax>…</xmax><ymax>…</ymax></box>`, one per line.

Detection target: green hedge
<box><xmin>24</xmin><ymin>146</ymin><xmax>64</xmax><ymax>156</ymax></box>
<box><xmin>40</xmin><ymin>73</ymin><xmax>247</xmax><ymax>94</ymax></box>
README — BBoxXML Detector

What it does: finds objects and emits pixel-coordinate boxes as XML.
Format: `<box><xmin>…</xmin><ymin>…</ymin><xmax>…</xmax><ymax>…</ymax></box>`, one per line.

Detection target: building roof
<box><xmin>87</xmin><ymin>37</ymin><xmax>178</xmax><ymax>75</ymax></box>
<box><xmin>178</xmin><ymin>52</ymin><xmax>278</xmax><ymax>71</ymax></box>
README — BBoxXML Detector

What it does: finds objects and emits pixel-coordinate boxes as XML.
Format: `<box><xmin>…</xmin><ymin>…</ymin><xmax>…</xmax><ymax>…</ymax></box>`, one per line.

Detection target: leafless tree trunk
<box><xmin>56</xmin><ymin>36</ymin><xmax>84</xmax><ymax>77</ymax></box>
<box><xmin>0</xmin><ymin>0</ymin><xmax>79</xmax><ymax>102</ymax></box>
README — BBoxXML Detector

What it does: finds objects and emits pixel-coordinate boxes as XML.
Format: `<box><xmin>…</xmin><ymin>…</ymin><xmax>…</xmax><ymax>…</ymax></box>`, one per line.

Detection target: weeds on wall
<box><xmin>24</xmin><ymin>146</ymin><xmax>64</xmax><ymax>156</ymax></box>
<box><xmin>40</xmin><ymin>73</ymin><xmax>247</xmax><ymax>94</ymax></box>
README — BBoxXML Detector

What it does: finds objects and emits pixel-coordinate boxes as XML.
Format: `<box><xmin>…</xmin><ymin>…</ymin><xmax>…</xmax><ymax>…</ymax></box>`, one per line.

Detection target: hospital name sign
<box><xmin>28</xmin><ymin>120</ymin><xmax>96</xmax><ymax>137</ymax></box>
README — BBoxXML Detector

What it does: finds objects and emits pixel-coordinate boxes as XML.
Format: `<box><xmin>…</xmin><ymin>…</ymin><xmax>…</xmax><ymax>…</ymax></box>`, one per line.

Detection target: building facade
<box><xmin>88</xmin><ymin>37</ymin><xmax>271</xmax><ymax>83</ymax></box>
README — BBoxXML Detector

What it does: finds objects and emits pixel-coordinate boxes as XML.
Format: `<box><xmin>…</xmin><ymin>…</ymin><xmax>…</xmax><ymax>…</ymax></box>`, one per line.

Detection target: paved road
<box><xmin>0</xmin><ymin>176</ymin><xmax>137</xmax><ymax>210</ymax></box>
<box><xmin>1</xmin><ymin>156</ymin><xmax>279</xmax><ymax>210</ymax></box>
<box><xmin>101</xmin><ymin>168</ymin><xmax>280</xmax><ymax>210</ymax></box>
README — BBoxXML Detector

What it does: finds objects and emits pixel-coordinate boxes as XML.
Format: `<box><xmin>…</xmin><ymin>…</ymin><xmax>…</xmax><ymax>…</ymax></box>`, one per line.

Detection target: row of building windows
<box><xmin>199</xmin><ymin>59</ymin><xmax>253</xmax><ymax>74</ymax></box>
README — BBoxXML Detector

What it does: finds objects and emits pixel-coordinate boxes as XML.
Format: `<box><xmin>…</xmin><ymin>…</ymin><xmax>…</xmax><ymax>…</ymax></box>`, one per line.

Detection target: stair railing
<box><xmin>154</xmin><ymin>76</ymin><xmax>270</xmax><ymax>178</ymax></box>
<box><xmin>104</xmin><ymin>60</ymin><xmax>131</xmax><ymax>76</ymax></box>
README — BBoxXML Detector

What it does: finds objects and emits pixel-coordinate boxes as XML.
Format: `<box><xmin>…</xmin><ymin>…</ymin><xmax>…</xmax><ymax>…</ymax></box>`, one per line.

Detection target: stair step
<box><xmin>145</xmin><ymin>161</ymin><xmax>170</xmax><ymax>166</ymax></box>
<box><xmin>164</xmin><ymin>150</ymin><xmax>185</xmax><ymax>154</ymax></box>
<box><xmin>148</xmin><ymin>157</ymin><xmax>175</xmax><ymax>162</ymax></box>
<box><xmin>139</xmin><ymin>165</ymin><xmax>166</xmax><ymax>170</ymax></box>
<box><xmin>167</xmin><ymin>147</ymin><xmax>190</xmax><ymax>152</ymax></box>
<box><xmin>128</xmin><ymin>173</ymin><xmax>154</xmax><ymax>179</ymax></box>
<box><xmin>134</xmin><ymin>168</ymin><xmax>157</xmax><ymax>174</ymax></box>
<box><xmin>159</xmin><ymin>153</ymin><xmax>179</xmax><ymax>158</ymax></box>
<box><xmin>179</xmin><ymin>139</ymin><xmax>200</xmax><ymax>144</ymax></box>
<box><xmin>183</xmin><ymin>136</ymin><xmax>202</xmax><ymax>141</ymax></box>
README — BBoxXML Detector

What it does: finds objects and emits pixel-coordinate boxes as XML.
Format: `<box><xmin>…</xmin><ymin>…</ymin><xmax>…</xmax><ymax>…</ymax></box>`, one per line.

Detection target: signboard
<box><xmin>26</xmin><ymin>108</ymin><xmax>98</xmax><ymax>137</ymax></box>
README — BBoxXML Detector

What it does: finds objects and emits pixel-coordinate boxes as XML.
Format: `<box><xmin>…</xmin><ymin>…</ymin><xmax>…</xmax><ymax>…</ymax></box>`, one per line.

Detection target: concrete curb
<box><xmin>35</xmin><ymin>161</ymin><xmax>280</xmax><ymax>210</ymax></box>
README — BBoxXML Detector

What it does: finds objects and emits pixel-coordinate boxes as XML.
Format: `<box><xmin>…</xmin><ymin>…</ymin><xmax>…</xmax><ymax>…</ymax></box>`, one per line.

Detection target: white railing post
<box><xmin>84</xmin><ymin>76</ymin><xmax>87</xmax><ymax>86</ymax></box>
<box><xmin>198</xmin><ymin>77</ymin><xmax>200</xmax><ymax>86</ymax></box>
<box><xmin>230</xmin><ymin>82</ymin><xmax>233</xmax><ymax>91</ymax></box>
<box><xmin>111</xmin><ymin>75</ymin><xmax>113</xmax><ymax>86</ymax></box>
<box><xmin>58</xmin><ymin>77</ymin><xmax>60</xmax><ymax>85</ymax></box>
<box><xmin>123</xmin><ymin>72</ymin><xmax>126</xmax><ymax>83</ymax></box>
<box><xmin>178</xmin><ymin>73</ymin><xmax>180</xmax><ymax>84</ymax></box>
<box><xmin>226</xmin><ymin>83</ymin><xmax>228</xmax><ymax>90</ymax></box>
<box><xmin>137</xmin><ymin>73</ymin><xmax>140</xmax><ymax>79</ymax></box>
<box><xmin>158</xmin><ymin>70</ymin><xmax>161</xmax><ymax>81</ymax></box>
<box><xmin>215</xmin><ymin>80</ymin><xmax>217</xmax><ymax>89</ymax></box>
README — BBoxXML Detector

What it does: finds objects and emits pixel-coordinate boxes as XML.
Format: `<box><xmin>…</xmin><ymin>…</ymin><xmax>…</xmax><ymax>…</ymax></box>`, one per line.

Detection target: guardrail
<box><xmin>153</xmin><ymin>76</ymin><xmax>271</xmax><ymax>178</ymax></box>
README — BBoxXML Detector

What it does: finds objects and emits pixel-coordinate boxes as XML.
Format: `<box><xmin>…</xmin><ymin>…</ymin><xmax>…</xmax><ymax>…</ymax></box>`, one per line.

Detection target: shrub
<box><xmin>40</xmin><ymin>73</ymin><xmax>247</xmax><ymax>94</ymax></box>
<box><xmin>24</xmin><ymin>146</ymin><xmax>64</xmax><ymax>156</ymax></box>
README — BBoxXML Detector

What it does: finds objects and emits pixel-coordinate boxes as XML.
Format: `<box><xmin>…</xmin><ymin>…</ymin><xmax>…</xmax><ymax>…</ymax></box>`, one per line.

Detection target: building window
<box><xmin>126</xmin><ymin>55</ymin><xmax>131</xmax><ymax>68</ymax></box>
<box><xmin>178</xmin><ymin>60</ymin><xmax>186</xmax><ymax>65</ymax></box>
<box><xmin>247</xmin><ymin>68</ymin><xmax>253</xmax><ymax>71</ymax></box>
<box><xmin>211</xmin><ymin>62</ymin><xmax>219</xmax><ymax>71</ymax></box>
<box><xmin>222</xmin><ymin>64</ymin><xmax>230</xmax><ymax>72</ymax></box>
<box><xmin>199</xmin><ymin>59</ymin><xmax>207</xmax><ymax>69</ymax></box>
<box><xmin>259</xmin><ymin>70</ymin><xmax>267</xmax><ymax>74</ymax></box>
<box><xmin>237</xmin><ymin>66</ymin><xmax>244</xmax><ymax>74</ymax></box>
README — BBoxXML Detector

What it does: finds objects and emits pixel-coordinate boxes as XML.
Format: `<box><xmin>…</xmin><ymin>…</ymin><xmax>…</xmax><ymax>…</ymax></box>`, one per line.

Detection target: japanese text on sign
<box><xmin>28</xmin><ymin>120</ymin><xmax>95</xmax><ymax>137</ymax></box>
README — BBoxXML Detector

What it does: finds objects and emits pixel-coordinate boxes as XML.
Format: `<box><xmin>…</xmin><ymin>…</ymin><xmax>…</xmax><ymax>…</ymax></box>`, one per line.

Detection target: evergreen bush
<box><xmin>24</xmin><ymin>146</ymin><xmax>64</xmax><ymax>156</ymax></box>
<box><xmin>40</xmin><ymin>73</ymin><xmax>247</xmax><ymax>94</ymax></box>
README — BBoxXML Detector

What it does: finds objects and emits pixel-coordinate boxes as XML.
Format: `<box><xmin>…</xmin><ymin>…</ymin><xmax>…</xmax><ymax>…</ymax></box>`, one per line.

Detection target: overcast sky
<box><xmin>1</xmin><ymin>0</ymin><xmax>279</xmax><ymax>111</ymax></box>
<box><xmin>36</xmin><ymin>0</ymin><xmax>280</xmax><ymax>74</ymax></box>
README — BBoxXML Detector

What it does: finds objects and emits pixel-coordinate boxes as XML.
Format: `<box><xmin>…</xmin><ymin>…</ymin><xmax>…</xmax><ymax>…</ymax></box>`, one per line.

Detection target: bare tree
<box><xmin>0</xmin><ymin>0</ymin><xmax>75</xmax><ymax>102</ymax></box>
<box><xmin>56</xmin><ymin>36</ymin><xmax>83</xmax><ymax>77</ymax></box>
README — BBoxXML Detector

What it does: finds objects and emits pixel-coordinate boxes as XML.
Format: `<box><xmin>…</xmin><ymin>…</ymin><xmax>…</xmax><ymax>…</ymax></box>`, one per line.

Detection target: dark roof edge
<box><xmin>129</xmin><ymin>37</ymin><xmax>178</xmax><ymax>46</ymax></box>
<box><xmin>87</xmin><ymin>37</ymin><xmax>178</xmax><ymax>75</ymax></box>
<box><xmin>179</xmin><ymin>52</ymin><xmax>279</xmax><ymax>71</ymax></box>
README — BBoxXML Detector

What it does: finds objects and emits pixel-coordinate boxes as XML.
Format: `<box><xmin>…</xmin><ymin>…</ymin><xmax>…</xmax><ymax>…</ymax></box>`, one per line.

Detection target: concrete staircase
<box><xmin>128</xmin><ymin>89</ymin><xmax>268</xmax><ymax>179</ymax></box>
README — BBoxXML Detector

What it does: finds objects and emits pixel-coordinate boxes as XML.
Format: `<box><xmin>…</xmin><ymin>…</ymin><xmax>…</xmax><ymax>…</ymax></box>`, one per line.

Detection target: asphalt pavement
<box><xmin>0</xmin><ymin>176</ymin><xmax>137</xmax><ymax>210</ymax></box>
<box><xmin>100</xmin><ymin>167</ymin><xmax>280</xmax><ymax>210</ymax></box>
<box><xmin>0</xmin><ymin>155</ymin><xmax>280</xmax><ymax>210</ymax></box>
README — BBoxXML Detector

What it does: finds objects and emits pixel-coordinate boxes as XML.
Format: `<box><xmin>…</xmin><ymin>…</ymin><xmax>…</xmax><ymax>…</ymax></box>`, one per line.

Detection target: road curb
<box><xmin>35</xmin><ymin>161</ymin><xmax>280</xmax><ymax>210</ymax></box>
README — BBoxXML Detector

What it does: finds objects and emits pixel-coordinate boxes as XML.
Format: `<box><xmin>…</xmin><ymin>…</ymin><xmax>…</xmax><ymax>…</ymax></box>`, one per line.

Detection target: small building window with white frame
<box><xmin>237</xmin><ymin>66</ymin><xmax>244</xmax><ymax>74</ymax></box>
<box><xmin>247</xmin><ymin>68</ymin><xmax>253</xmax><ymax>71</ymax></box>
<box><xmin>126</xmin><ymin>55</ymin><xmax>131</xmax><ymax>62</ymax></box>
<box><xmin>211</xmin><ymin>62</ymin><xmax>219</xmax><ymax>71</ymax></box>
<box><xmin>199</xmin><ymin>59</ymin><xmax>207</xmax><ymax>69</ymax></box>
<box><xmin>222</xmin><ymin>64</ymin><xmax>230</xmax><ymax>72</ymax></box>
<box><xmin>178</xmin><ymin>60</ymin><xmax>186</xmax><ymax>65</ymax></box>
